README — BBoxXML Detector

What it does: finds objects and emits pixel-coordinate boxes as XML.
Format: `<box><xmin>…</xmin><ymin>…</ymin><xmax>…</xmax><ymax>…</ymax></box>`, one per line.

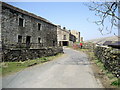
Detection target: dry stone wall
<box><xmin>2</xmin><ymin>47</ymin><xmax>63</xmax><ymax>62</ymax></box>
<box><xmin>94</xmin><ymin>46</ymin><xmax>120</xmax><ymax>78</ymax></box>
<box><xmin>82</xmin><ymin>43</ymin><xmax>96</xmax><ymax>50</ymax></box>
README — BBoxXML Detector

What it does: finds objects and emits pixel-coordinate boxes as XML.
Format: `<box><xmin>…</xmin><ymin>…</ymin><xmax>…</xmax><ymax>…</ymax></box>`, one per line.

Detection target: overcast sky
<box><xmin>6</xmin><ymin>2</ymin><xmax>118</xmax><ymax>40</ymax></box>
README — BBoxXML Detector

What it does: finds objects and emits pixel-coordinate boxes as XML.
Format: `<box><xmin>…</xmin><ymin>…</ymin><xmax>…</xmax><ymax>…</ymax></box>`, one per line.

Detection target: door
<box><xmin>26</xmin><ymin>36</ymin><xmax>31</xmax><ymax>47</ymax></box>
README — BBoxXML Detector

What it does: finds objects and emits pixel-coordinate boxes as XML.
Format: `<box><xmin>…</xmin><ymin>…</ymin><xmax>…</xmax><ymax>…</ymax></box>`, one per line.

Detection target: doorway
<box><xmin>62</xmin><ymin>41</ymin><xmax>68</xmax><ymax>46</ymax></box>
<box><xmin>26</xmin><ymin>36</ymin><xmax>31</xmax><ymax>47</ymax></box>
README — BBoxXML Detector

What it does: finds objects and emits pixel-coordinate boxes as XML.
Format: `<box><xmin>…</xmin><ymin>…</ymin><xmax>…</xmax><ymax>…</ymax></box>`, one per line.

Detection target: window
<box><xmin>38</xmin><ymin>38</ymin><xmax>42</xmax><ymax>44</ymax></box>
<box><xmin>38</xmin><ymin>23</ymin><xmax>41</xmax><ymax>30</ymax></box>
<box><xmin>18</xmin><ymin>35</ymin><xmax>22</xmax><ymax>43</ymax></box>
<box><xmin>63</xmin><ymin>35</ymin><xmax>66</xmax><ymax>40</ymax></box>
<box><xmin>53</xmin><ymin>41</ymin><xmax>56</xmax><ymax>46</ymax></box>
<box><xmin>19</xmin><ymin>18</ymin><xmax>24</xmax><ymax>27</ymax></box>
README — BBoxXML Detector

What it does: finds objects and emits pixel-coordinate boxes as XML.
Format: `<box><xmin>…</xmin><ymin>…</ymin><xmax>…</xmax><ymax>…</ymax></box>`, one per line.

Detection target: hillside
<box><xmin>85</xmin><ymin>36</ymin><xmax>118</xmax><ymax>44</ymax></box>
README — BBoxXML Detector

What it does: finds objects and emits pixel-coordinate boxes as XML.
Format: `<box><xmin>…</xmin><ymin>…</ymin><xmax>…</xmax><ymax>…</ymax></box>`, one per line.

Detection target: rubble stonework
<box><xmin>3</xmin><ymin>47</ymin><xmax>63</xmax><ymax>61</ymax></box>
<box><xmin>95</xmin><ymin>46</ymin><xmax>120</xmax><ymax>78</ymax></box>
<box><xmin>1</xmin><ymin>2</ymin><xmax>57</xmax><ymax>48</ymax></box>
<box><xmin>82</xmin><ymin>43</ymin><xmax>96</xmax><ymax>50</ymax></box>
<box><xmin>1</xmin><ymin>2</ymin><xmax>63</xmax><ymax>61</ymax></box>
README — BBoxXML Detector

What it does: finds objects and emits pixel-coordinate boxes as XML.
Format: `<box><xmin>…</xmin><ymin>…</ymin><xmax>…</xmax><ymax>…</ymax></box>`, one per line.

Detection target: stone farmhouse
<box><xmin>57</xmin><ymin>25</ymin><xmax>77</xmax><ymax>46</ymax></box>
<box><xmin>0</xmin><ymin>2</ymin><xmax>63</xmax><ymax>61</ymax></box>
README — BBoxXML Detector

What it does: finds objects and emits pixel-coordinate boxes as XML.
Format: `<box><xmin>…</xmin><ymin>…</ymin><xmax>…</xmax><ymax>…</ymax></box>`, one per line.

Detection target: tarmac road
<box><xmin>2</xmin><ymin>47</ymin><xmax>103</xmax><ymax>88</ymax></box>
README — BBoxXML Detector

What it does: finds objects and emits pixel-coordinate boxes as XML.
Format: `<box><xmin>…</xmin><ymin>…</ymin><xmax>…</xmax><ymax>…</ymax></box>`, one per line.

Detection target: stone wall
<box><xmin>72</xmin><ymin>42</ymin><xmax>96</xmax><ymax>50</ymax></box>
<box><xmin>83</xmin><ymin>43</ymin><xmax>96</xmax><ymax>50</ymax></box>
<box><xmin>2</xmin><ymin>47</ymin><xmax>63</xmax><ymax>62</ymax></box>
<box><xmin>0</xmin><ymin>2</ymin><xmax>63</xmax><ymax>62</ymax></box>
<box><xmin>1</xmin><ymin>2</ymin><xmax>57</xmax><ymax>49</ymax></box>
<box><xmin>94</xmin><ymin>46</ymin><xmax>120</xmax><ymax>78</ymax></box>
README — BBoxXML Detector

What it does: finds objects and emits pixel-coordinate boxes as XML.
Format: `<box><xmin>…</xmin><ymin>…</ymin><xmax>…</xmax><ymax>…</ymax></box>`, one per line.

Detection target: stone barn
<box><xmin>0</xmin><ymin>2</ymin><xmax>63</xmax><ymax>61</ymax></box>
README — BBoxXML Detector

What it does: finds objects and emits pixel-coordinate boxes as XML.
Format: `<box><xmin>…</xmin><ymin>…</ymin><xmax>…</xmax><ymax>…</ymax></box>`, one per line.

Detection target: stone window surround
<box><xmin>18</xmin><ymin>35</ymin><xmax>22</xmax><ymax>43</ymax></box>
<box><xmin>38</xmin><ymin>37</ymin><xmax>42</xmax><ymax>44</ymax></box>
<box><xmin>37</xmin><ymin>23</ymin><xmax>42</xmax><ymax>30</ymax></box>
<box><xmin>18</xmin><ymin>16</ymin><xmax>25</xmax><ymax>27</ymax></box>
<box><xmin>16</xmin><ymin>35</ymin><xmax>33</xmax><ymax>44</ymax></box>
<box><xmin>63</xmin><ymin>35</ymin><xmax>67</xmax><ymax>40</ymax></box>
<box><xmin>17</xmin><ymin>34</ymin><xmax>23</xmax><ymax>43</ymax></box>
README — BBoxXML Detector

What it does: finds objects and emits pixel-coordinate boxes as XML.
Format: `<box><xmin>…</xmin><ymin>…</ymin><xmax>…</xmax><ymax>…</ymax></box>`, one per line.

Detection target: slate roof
<box><xmin>1</xmin><ymin>1</ymin><xmax>56</xmax><ymax>26</ymax></box>
<box><xmin>103</xmin><ymin>41</ymin><xmax>120</xmax><ymax>46</ymax></box>
<box><xmin>103</xmin><ymin>41</ymin><xmax>113</xmax><ymax>45</ymax></box>
<box><xmin>109</xmin><ymin>41</ymin><xmax>120</xmax><ymax>46</ymax></box>
<box><xmin>103</xmin><ymin>41</ymin><xmax>120</xmax><ymax>49</ymax></box>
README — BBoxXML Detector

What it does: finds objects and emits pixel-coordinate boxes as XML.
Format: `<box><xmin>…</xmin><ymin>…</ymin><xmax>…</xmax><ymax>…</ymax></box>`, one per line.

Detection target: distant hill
<box><xmin>85</xmin><ymin>36</ymin><xmax>118</xmax><ymax>44</ymax></box>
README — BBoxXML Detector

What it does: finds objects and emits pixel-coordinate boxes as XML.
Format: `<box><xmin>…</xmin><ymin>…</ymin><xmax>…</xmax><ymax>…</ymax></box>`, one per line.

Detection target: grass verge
<box><xmin>0</xmin><ymin>53</ymin><xmax>64</xmax><ymax>77</ymax></box>
<box><xmin>93</xmin><ymin>58</ymin><xmax>120</xmax><ymax>88</ymax></box>
<box><xmin>72</xmin><ymin>47</ymin><xmax>119</xmax><ymax>88</ymax></box>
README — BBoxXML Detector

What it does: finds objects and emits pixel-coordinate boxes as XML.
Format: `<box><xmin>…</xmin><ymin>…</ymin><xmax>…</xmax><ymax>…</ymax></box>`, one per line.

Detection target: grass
<box><xmin>90</xmin><ymin>53</ymin><xmax>119</xmax><ymax>87</ymax></box>
<box><xmin>93</xmin><ymin>59</ymin><xmax>106</xmax><ymax>70</ymax></box>
<box><xmin>88</xmin><ymin>50</ymin><xmax>119</xmax><ymax>87</ymax></box>
<box><xmin>93</xmin><ymin>58</ymin><xmax>119</xmax><ymax>87</ymax></box>
<box><xmin>111</xmin><ymin>79</ymin><xmax>120</xmax><ymax>86</ymax></box>
<box><xmin>66</xmin><ymin>46</ymin><xmax>73</xmax><ymax>49</ymax></box>
<box><xmin>78</xmin><ymin>48</ymin><xmax>89</xmax><ymax>52</ymax></box>
<box><xmin>0</xmin><ymin>53</ymin><xmax>63</xmax><ymax>76</ymax></box>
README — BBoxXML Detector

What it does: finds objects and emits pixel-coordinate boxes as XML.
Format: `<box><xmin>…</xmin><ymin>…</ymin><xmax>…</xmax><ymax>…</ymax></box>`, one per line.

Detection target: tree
<box><xmin>86</xmin><ymin>0</ymin><xmax>120</xmax><ymax>35</ymax></box>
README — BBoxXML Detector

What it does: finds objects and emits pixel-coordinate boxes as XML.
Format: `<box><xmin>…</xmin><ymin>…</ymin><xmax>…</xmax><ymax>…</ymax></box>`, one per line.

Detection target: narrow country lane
<box><xmin>2</xmin><ymin>47</ymin><xmax>103</xmax><ymax>88</ymax></box>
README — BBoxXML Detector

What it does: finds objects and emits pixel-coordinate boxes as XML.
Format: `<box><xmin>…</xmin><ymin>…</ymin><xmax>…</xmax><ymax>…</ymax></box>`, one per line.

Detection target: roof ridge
<box><xmin>1</xmin><ymin>2</ymin><xmax>56</xmax><ymax>26</ymax></box>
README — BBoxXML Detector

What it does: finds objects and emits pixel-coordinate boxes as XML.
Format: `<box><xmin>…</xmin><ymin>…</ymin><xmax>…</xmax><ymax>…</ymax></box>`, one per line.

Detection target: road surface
<box><xmin>2</xmin><ymin>47</ymin><xmax>103</xmax><ymax>88</ymax></box>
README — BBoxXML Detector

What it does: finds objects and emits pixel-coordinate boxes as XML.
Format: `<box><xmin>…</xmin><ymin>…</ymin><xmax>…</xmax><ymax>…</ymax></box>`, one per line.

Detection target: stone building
<box><xmin>70</xmin><ymin>30</ymin><xmax>80</xmax><ymax>42</ymax></box>
<box><xmin>1</xmin><ymin>2</ymin><xmax>57</xmax><ymax>49</ymax></box>
<box><xmin>80</xmin><ymin>37</ymin><xmax>84</xmax><ymax>42</ymax></box>
<box><xmin>57</xmin><ymin>25</ymin><xmax>76</xmax><ymax>46</ymax></box>
<box><xmin>0</xmin><ymin>2</ymin><xmax>63</xmax><ymax>61</ymax></box>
